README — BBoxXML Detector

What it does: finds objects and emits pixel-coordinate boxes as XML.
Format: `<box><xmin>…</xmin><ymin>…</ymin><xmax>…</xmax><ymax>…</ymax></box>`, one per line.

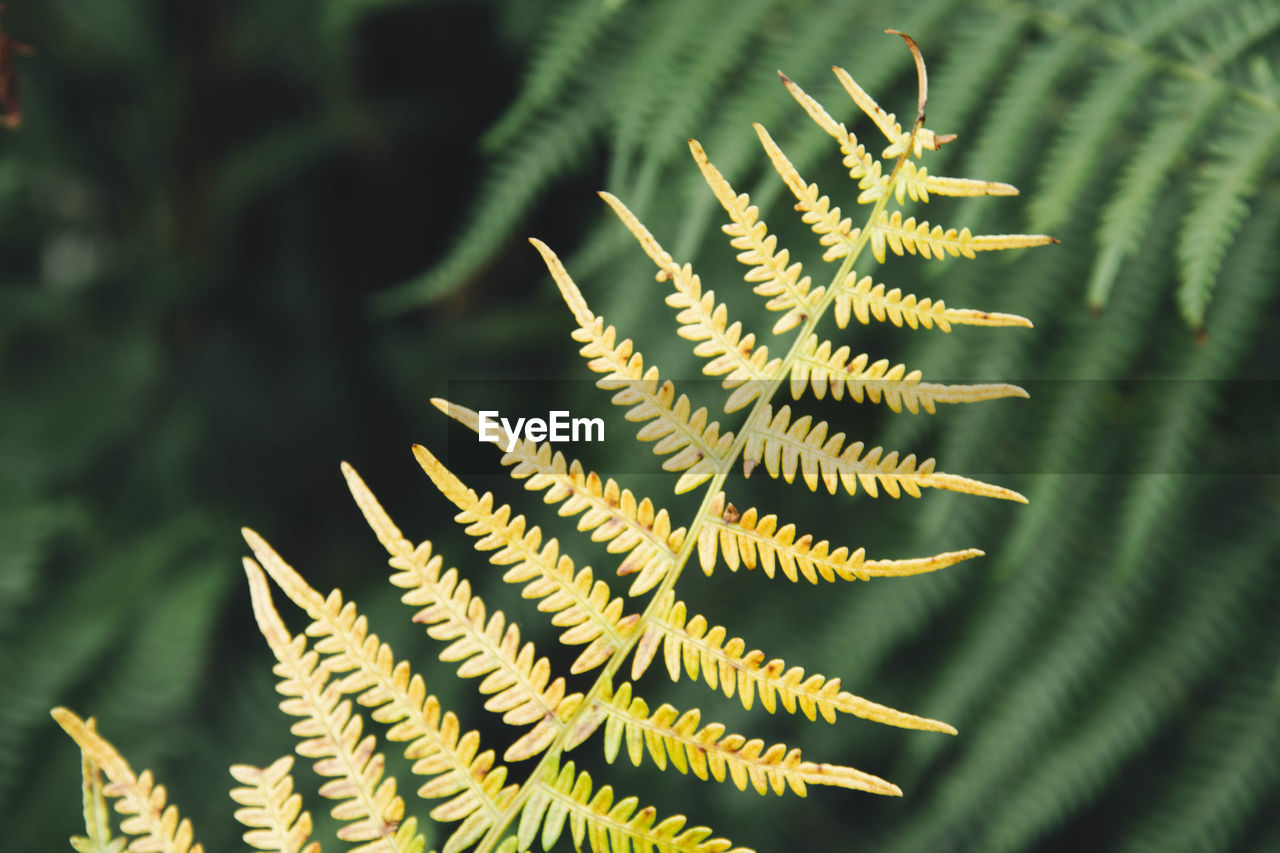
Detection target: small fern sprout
<box><xmin>54</xmin><ymin>31</ymin><xmax>1053</xmax><ymax>853</ymax></box>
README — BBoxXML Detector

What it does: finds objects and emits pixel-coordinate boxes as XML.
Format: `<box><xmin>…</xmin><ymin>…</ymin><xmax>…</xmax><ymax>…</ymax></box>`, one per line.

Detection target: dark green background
<box><xmin>2</xmin><ymin>1</ymin><xmax>1277</xmax><ymax>851</ymax></box>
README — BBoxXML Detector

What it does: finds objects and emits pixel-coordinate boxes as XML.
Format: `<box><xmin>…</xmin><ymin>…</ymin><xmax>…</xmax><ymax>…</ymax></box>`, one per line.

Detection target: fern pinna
<box><xmin>52</xmin><ymin>32</ymin><xmax>1053</xmax><ymax>853</ymax></box>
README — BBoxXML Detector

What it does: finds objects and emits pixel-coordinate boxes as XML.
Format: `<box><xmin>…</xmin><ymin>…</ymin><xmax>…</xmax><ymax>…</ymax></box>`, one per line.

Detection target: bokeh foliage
<box><xmin>3</xmin><ymin>0</ymin><xmax>1277</xmax><ymax>851</ymax></box>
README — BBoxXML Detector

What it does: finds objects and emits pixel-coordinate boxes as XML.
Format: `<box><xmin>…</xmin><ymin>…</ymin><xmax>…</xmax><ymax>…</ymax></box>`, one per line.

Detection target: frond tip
<box><xmin>528</xmin><ymin>238</ymin><xmax>734</xmax><ymax>492</ymax></box>
<box><xmin>52</xmin><ymin>708</ymin><xmax>204</xmax><ymax>853</ymax></box>
<box><xmin>342</xmin><ymin>457</ymin><xmax>584</xmax><ymax>764</ymax></box>
<box><xmin>70</xmin><ymin>717</ymin><xmax>126</xmax><ymax>853</ymax></box>
<box><xmin>243</xmin><ymin>559</ymin><xmax>424</xmax><ymax>853</ymax></box>
<box><xmin>240</xmin><ymin>522</ymin><xmax>518</xmax><ymax>849</ymax></box>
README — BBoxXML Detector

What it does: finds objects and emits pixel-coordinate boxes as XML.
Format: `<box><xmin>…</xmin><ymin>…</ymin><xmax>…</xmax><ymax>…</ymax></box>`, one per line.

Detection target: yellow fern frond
<box><xmin>598</xmin><ymin>191</ymin><xmax>782</xmax><ymax>412</ymax></box>
<box><xmin>240</xmin><ymin>527</ymin><xmax>517</xmax><ymax>848</ymax></box>
<box><xmin>895</xmin><ymin>160</ymin><xmax>1019</xmax><ymax>204</ymax></box>
<box><xmin>688</xmin><ymin>138</ymin><xmax>822</xmax><ymax>335</ymax></box>
<box><xmin>831</xmin><ymin>270</ymin><xmax>1032</xmax><ymax>331</ymax></box>
<box><xmin>698</xmin><ymin>492</ymin><xmax>981</xmax><ymax>583</ymax></box>
<box><xmin>244</xmin><ymin>561</ymin><xmax>424</xmax><ymax>853</ymax></box>
<box><xmin>528</xmin><ymin>239</ymin><xmax>733</xmax><ymax>492</ymax></box>
<box><xmin>69</xmin><ymin>718</ymin><xmax>126</xmax><ymax>853</ymax></box>
<box><xmin>829</xmin><ymin>62</ymin><xmax>949</xmax><ymax>158</ymax></box>
<box><xmin>868</xmin><ymin>209</ymin><xmax>1055</xmax><ymax>263</ymax></box>
<box><xmin>341</xmin><ymin>461</ymin><xmax>579</xmax><ymax>763</ymax></box>
<box><xmin>229</xmin><ymin>758</ymin><xmax>322</xmax><ymax>853</ymax></box>
<box><xmin>791</xmin><ymin>337</ymin><xmax>1029</xmax><ymax>413</ymax></box>
<box><xmin>743</xmin><ymin>405</ymin><xmax>1027</xmax><ymax>501</ymax></box>
<box><xmin>599</xmin><ymin>683</ymin><xmax>899</xmax><ymax>797</ymax></box>
<box><xmin>430</xmin><ymin>400</ymin><xmax>686</xmax><ymax>596</ymax></box>
<box><xmin>776</xmin><ymin>73</ymin><xmax>879</xmax><ymax>185</ymax></box>
<box><xmin>52</xmin><ymin>709</ymin><xmax>203</xmax><ymax>853</ymax></box>
<box><xmin>410</xmin><ymin>443</ymin><xmax>634</xmax><ymax>675</ymax></box>
<box><xmin>628</xmin><ymin>593</ymin><xmax>953</xmax><ymax>734</ymax></box>
<box><xmin>518</xmin><ymin>757</ymin><xmax>750</xmax><ymax>853</ymax></box>
<box><xmin>754</xmin><ymin>122</ymin><xmax>861</xmax><ymax>261</ymax></box>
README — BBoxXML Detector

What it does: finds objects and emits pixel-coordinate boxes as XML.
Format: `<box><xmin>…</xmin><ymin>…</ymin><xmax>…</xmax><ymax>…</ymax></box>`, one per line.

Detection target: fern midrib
<box><xmin>474</xmin><ymin>124</ymin><xmax>910</xmax><ymax>850</ymax></box>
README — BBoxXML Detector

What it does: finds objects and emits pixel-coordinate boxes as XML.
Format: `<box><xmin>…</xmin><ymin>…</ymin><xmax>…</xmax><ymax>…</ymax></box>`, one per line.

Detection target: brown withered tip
<box><xmin>1194</xmin><ymin>326</ymin><xmax>1209</xmax><ymax>347</ymax></box>
<box><xmin>777</xmin><ymin>70</ymin><xmax>791</xmax><ymax>83</ymax></box>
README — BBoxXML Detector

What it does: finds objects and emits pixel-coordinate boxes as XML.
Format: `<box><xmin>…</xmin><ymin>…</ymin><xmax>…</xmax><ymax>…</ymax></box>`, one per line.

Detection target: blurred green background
<box><xmin>2</xmin><ymin>0</ymin><xmax>1278</xmax><ymax>851</ymax></box>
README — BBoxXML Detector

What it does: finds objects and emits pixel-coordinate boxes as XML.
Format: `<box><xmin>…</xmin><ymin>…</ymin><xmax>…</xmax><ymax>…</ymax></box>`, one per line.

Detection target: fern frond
<box><xmin>340</xmin><ymin>461</ymin><xmax>580</xmax><ymax>763</ymax></box>
<box><xmin>1117</xmin><ymin>654</ymin><xmax>1280</xmax><ymax>853</ymax></box>
<box><xmin>481</xmin><ymin>0</ymin><xmax>622</xmax><ymax>152</ymax></box>
<box><xmin>598</xmin><ymin>682</ymin><xmax>900</xmax><ymax>797</ymax></box>
<box><xmin>829</xmin><ymin>62</ymin><xmax>951</xmax><ymax>157</ymax></box>
<box><xmin>688</xmin><ymin>138</ymin><xmax>821</xmax><ymax>335</ymax></box>
<box><xmin>1029</xmin><ymin>58</ymin><xmax>1156</xmax><ymax>231</ymax></box>
<box><xmin>70</xmin><ymin>718</ymin><xmax>126</xmax><ymax>853</ymax></box>
<box><xmin>519</xmin><ymin>756</ymin><xmax>749</xmax><ymax>853</ymax></box>
<box><xmin>432</xmin><ymin>400</ymin><xmax>686</xmax><ymax>596</ymax></box>
<box><xmin>1174</xmin><ymin>0</ymin><xmax>1280</xmax><ymax>68</ymax></box>
<box><xmin>529</xmin><ymin>238</ymin><xmax>734</xmax><ymax>492</ymax></box>
<box><xmin>830</xmin><ymin>270</ymin><xmax>1032</xmax><ymax>331</ymax></box>
<box><xmin>753</xmin><ymin>122</ymin><xmax>861</xmax><ymax>261</ymax></box>
<box><xmin>240</xmin><ymin>526</ymin><xmax>518</xmax><ymax>846</ymax></box>
<box><xmin>942</xmin><ymin>34</ymin><xmax>1083</xmax><ymax>243</ymax></box>
<box><xmin>697</xmin><ymin>492</ymin><xmax>981</xmax><ymax>583</ymax></box>
<box><xmin>1176</xmin><ymin>104</ymin><xmax>1280</xmax><ymax>327</ymax></box>
<box><xmin>895</xmin><ymin>160</ymin><xmax>1020</xmax><ymax>203</ymax></box>
<box><xmin>790</xmin><ymin>336</ymin><xmax>1029</xmax><ymax>414</ymax></box>
<box><xmin>867</xmin><ymin>210</ymin><xmax>1055</xmax><ymax>264</ymax></box>
<box><xmin>51</xmin><ymin>708</ymin><xmax>203</xmax><ymax>853</ymax></box>
<box><xmin>774</xmin><ymin>73</ymin><xmax>879</xmax><ymax>190</ymax></box>
<box><xmin>742</xmin><ymin>404</ymin><xmax>1027</xmax><ymax>501</ymax></box>
<box><xmin>243</xmin><ymin>561</ymin><xmax>424</xmax><ymax>853</ymax></box>
<box><xmin>629</xmin><ymin>591</ymin><xmax>953</xmax><ymax>733</ymax></box>
<box><xmin>376</xmin><ymin>100</ymin><xmax>599</xmax><ymax>313</ymax></box>
<box><xmin>1089</xmin><ymin>80</ymin><xmax>1225</xmax><ymax>308</ymax></box>
<box><xmin>229</xmin><ymin>757</ymin><xmax>321</xmax><ymax>853</ymax></box>
<box><xmin>410</xmin><ymin>444</ymin><xmax>634</xmax><ymax>675</ymax></box>
<box><xmin>598</xmin><ymin>190</ymin><xmax>783</xmax><ymax>412</ymax></box>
